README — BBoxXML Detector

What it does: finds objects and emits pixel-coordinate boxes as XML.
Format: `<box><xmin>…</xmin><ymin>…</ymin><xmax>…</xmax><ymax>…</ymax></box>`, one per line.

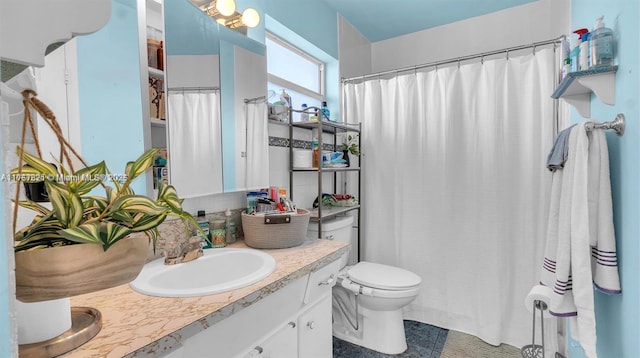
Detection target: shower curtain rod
<box><xmin>244</xmin><ymin>95</ymin><xmax>267</xmax><ymax>103</ymax></box>
<box><xmin>167</xmin><ymin>86</ymin><xmax>220</xmax><ymax>92</ymax></box>
<box><xmin>342</xmin><ymin>36</ymin><xmax>566</xmax><ymax>83</ymax></box>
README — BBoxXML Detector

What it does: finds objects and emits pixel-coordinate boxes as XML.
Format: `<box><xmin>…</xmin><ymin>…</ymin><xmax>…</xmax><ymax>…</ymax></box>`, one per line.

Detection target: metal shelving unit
<box><xmin>288</xmin><ymin>107</ymin><xmax>361</xmax><ymax>259</ymax></box>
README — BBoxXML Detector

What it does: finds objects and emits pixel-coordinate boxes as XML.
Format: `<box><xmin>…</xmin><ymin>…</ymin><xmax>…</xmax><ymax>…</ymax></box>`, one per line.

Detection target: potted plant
<box><xmin>12</xmin><ymin>90</ymin><xmax>203</xmax><ymax>303</ymax></box>
<box><xmin>339</xmin><ymin>133</ymin><xmax>360</xmax><ymax>167</ymax></box>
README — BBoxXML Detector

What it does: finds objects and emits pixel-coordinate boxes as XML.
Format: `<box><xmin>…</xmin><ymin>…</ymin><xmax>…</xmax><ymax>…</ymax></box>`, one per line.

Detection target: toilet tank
<box><xmin>307</xmin><ymin>215</ymin><xmax>356</xmax><ymax>266</ymax></box>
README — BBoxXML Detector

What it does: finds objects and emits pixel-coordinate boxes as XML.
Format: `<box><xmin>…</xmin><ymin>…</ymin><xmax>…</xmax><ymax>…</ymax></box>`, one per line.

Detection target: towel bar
<box><xmin>585</xmin><ymin>113</ymin><xmax>625</xmax><ymax>136</ymax></box>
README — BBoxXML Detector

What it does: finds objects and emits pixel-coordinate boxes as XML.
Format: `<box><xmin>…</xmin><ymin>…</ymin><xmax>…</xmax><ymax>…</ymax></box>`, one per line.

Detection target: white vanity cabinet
<box><xmin>166</xmin><ymin>255</ymin><xmax>342</xmax><ymax>358</ymax></box>
<box><xmin>298</xmin><ymin>293</ymin><xmax>333</xmax><ymax>358</ymax></box>
<box><xmin>248</xmin><ymin>320</ymin><xmax>297</xmax><ymax>358</ymax></box>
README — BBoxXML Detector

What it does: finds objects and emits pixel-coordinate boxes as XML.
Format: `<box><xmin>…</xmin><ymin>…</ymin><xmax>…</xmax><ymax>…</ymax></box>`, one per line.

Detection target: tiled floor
<box><xmin>333</xmin><ymin>320</ymin><xmax>448</xmax><ymax>358</ymax></box>
<box><xmin>333</xmin><ymin>320</ymin><xmax>521</xmax><ymax>358</ymax></box>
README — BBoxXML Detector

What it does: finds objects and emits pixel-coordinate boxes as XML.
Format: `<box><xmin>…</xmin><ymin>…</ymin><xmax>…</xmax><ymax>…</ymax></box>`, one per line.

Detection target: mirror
<box><xmin>218</xmin><ymin>26</ymin><xmax>268</xmax><ymax>192</ymax></box>
<box><xmin>161</xmin><ymin>0</ymin><xmax>269</xmax><ymax>195</ymax></box>
<box><xmin>163</xmin><ymin>0</ymin><xmax>223</xmax><ymax>197</ymax></box>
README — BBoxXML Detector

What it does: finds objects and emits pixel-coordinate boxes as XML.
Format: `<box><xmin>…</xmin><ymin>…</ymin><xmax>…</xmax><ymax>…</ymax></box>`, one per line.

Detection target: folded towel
<box><xmin>546</xmin><ymin>124</ymin><xmax>577</xmax><ymax>171</ymax></box>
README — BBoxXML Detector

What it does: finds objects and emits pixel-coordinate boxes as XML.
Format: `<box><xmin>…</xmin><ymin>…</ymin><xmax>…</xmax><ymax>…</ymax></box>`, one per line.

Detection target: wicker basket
<box><xmin>241</xmin><ymin>209</ymin><xmax>311</xmax><ymax>249</ymax></box>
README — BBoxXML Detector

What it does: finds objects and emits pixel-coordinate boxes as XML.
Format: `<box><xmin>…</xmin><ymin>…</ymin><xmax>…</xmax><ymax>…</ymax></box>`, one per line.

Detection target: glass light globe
<box><xmin>216</xmin><ymin>18</ymin><xmax>227</xmax><ymax>25</ymax></box>
<box><xmin>241</xmin><ymin>8</ymin><xmax>260</xmax><ymax>28</ymax></box>
<box><xmin>215</xmin><ymin>0</ymin><xmax>236</xmax><ymax>17</ymax></box>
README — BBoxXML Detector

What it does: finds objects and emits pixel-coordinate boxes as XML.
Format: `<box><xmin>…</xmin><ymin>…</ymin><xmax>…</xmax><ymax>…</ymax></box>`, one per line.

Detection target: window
<box><xmin>266</xmin><ymin>32</ymin><xmax>325</xmax><ymax>121</ymax></box>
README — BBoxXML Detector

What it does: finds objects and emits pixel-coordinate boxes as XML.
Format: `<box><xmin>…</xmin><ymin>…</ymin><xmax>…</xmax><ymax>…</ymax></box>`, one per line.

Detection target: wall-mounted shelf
<box><xmin>551</xmin><ymin>65</ymin><xmax>618</xmax><ymax>118</ymax></box>
<box><xmin>309</xmin><ymin>205</ymin><xmax>361</xmax><ymax>220</ymax></box>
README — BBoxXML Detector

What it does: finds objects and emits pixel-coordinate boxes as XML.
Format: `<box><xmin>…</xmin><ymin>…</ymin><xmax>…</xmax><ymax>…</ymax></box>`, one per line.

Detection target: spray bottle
<box><xmin>570</xmin><ymin>28</ymin><xmax>588</xmax><ymax>73</ymax></box>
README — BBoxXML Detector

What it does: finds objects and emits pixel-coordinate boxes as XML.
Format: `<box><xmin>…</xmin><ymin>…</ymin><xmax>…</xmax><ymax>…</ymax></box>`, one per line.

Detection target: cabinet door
<box><xmin>259</xmin><ymin>321</ymin><xmax>297</xmax><ymax>358</ymax></box>
<box><xmin>298</xmin><ymin>293</ymin><xmax>333</xmax><ymax>358</ymax></box>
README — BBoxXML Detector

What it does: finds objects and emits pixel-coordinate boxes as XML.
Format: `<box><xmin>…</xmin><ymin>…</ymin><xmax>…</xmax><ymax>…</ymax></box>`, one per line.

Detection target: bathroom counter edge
<box><xmin>62</xmin><ymin>238</ymin><xmax>349</xmax><ymax>357</ymax></box>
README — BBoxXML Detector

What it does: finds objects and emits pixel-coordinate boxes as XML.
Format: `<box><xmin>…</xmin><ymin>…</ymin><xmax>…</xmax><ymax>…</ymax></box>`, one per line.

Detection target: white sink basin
<box><xmin>130</xmin><ymin>248</ymin><xmax>276</xmax><ymax>298</ymax></box>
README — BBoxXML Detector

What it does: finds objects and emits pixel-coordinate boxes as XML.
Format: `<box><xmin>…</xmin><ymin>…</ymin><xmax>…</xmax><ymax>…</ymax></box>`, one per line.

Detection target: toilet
<box><xmin>308</xmin><ymin>215</ymin><xmax>422</xmax><ymax>355</ymax></box>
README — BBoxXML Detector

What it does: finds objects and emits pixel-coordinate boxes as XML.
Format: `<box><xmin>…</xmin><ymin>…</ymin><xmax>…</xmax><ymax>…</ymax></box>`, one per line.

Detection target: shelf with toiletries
<box><xmin>291</xmin><ymin>167</ymin><xmax>360</xmax><ymax>172</ymax></box>
<box><xmin>292</xmin><ymin>119</ymin><xmax>361</xmax><ymax>134</ymax></box>
<box><xmin>288</xmin><ymin>106</ymin><xmax>362</xmax><ymax>260</ymax></box>
<box><xmin>552</xmin><ymin>65</ymin><xmax>618</xmax><ymax>118</ymax></box>
<box><xmin>309</xmin><ymin>205</ymin><xmax>361</xmax><ymax>221</ymax></box>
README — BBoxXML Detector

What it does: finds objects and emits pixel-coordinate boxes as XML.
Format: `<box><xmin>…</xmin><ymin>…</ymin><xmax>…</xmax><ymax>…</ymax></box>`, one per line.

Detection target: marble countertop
<box><xmin>63</xmin><ymin>238</ymin><xmax>349</xmax><ymax>358</ymax></box>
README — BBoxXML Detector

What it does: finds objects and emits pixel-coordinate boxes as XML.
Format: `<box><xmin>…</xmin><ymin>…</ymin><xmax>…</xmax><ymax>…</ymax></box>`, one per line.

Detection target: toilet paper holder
<box><xmin>521</xmin><ymin>299</ymin><xmax>547</xmax><ymax>358</ymax></box>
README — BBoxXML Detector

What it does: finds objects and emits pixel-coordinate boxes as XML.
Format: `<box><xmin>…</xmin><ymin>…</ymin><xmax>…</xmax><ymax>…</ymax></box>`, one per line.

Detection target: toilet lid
<box><xmin>347</xmin><ymin>262</ymin><xmax>422</xmax><ymax>291</ymax></box>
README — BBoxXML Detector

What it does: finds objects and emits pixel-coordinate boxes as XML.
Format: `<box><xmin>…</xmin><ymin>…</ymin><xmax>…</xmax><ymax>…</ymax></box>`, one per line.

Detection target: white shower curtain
<box><xmin>244</xmin><ymin>101</ymin><xmax>269</xmax><ymax>190</ymax></box>
<box><xmin>168</xmin><ymin>91</ymin><xmax>223</xmax><ymax>197</ymax></box>
<box><xmin>343</xmin><ymin>48</ymin><xmax>565</xmax><ymax>349</ymax></box>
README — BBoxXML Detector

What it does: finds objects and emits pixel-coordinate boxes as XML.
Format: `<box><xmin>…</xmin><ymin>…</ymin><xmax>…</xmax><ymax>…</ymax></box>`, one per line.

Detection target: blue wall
<box><xmin>76</xmin><ymin>0</ymin><xmax>147</xmax><ymax>194</ymax></box>
<box><xmin>264</xmin><ymin>0</ymin><xmax>338</xmax><ymax>59</ymax></box>
<box><xmin>569</xmin><ymin>1</ymin><xmax>640</xmax><ymax>357</ymax></box>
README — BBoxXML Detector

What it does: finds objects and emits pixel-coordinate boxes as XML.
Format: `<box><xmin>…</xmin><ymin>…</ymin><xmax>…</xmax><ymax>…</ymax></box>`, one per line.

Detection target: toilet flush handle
<box><xmin>318</xmin><ymin>274</ymin><xmax>335</xmax><ymax>286</ymax></box>
<box><xmin>325</xmin><ymin>235</ymin><xmax>335</xmax><ymax>240</ymax></box>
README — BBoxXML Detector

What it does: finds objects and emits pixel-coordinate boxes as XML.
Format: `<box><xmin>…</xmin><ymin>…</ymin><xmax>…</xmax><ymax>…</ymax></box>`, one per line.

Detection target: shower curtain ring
<box><xmin>533</xmin><ymin>45</ymin><xmax>537</xmax><ymax>55</ymax></box>
<box><xmin>457</xmin><ymin>58</ymin><xmax>461</xmax><ymax>68</ymax></box>
<box><xmin>506</xmin><ymin>50</ymin><xmax>510</xmax><ymax>61</ymax></box>
<box><xmin>481</xmin><ymin>56</ymin><xmax>485</xmax><ymax>65</ymax></box>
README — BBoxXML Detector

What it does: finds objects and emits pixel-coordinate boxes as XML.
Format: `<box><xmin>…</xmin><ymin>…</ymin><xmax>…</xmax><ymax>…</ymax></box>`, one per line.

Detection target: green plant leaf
<box><xmin>58</xmin><ymin>222</ymin><xmax>133</xmax><ymax>250</ymax></box>
<box><xmin>157</xmin><ymin>183</ymin><xmax>184</xmax><ymax>213</ymax></box>
<box><xmin>129</xmin><ymin>213</ymin><xmax>168</xmax><ymax>232</ymax></box>
<box><xmin>9</xmin><ymin>166</ymin><xmax>45</xmax><ymax>183</ymax></box>
<box><xmin>16</xmin><ymin>200</ymin><xmax>51</xmax><ymax>216</ymax></box>
<box><xmin>15</xmin><ymin>146</ymin><xmax>58</xmax><ymax>177</ymax></box>
<box><xmin>45</xmin><ymin>180</ymin><xmax>84</xmax><ymax>228</ymax></box>
<box><xmin>109</xmin><ymin>195</ymin><xmax>167</xmax><ymax>216</ymax></box>
<box><xmin>72</xmin><ymin>161</ymin><xmax>107</xmax><ymax>195</ymax></box>
<box><xmin>125</xmin><ymin>148</ymin><xmax>158</xmax><ymax>180</ymax></box>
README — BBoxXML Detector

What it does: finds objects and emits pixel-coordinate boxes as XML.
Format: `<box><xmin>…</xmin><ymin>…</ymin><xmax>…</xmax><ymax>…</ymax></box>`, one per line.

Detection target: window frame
<box><xmin>266</xmin><ymin>32</ymin><xmax>325</xmax><ymax>102</ymax></box>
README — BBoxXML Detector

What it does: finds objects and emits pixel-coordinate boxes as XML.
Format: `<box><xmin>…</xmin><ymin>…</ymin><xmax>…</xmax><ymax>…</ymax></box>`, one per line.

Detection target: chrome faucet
<box><xmin>164</xmin><ymin>236</ymin><xmax>204</xmax><ymax>265</ymax></box>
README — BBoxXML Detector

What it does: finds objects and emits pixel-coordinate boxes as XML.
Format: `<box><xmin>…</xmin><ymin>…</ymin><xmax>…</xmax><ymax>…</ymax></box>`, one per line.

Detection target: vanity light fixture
<box><xmin>201</xmin><ymin>0</ymin><xmax>261</xmax><ymax>31</ymax></box>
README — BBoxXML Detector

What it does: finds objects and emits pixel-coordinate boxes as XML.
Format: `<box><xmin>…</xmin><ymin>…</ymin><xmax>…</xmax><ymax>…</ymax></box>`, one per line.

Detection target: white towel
<box><xmin>540</xmin><ymin>122</ymin><xmax>621</xmax><ymax>358</ymax></box>
<box><xmin>588</xmin><ymin>129</ymin><xmax>620</xmax><ymax>294</ymax></box>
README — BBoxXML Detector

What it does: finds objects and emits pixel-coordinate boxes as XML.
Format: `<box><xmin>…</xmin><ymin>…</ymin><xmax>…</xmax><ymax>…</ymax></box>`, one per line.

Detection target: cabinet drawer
<box><xmin>303</xmin><ymin>258</ymin><xmax>342</xmax><ymax>305</ymax></box>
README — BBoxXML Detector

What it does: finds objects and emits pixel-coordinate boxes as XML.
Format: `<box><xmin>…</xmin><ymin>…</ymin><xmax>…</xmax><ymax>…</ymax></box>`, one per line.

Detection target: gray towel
<box><xmin>546</xmin><ymin>124</ymin><xmax>577</xmax><ymax>172</ymax></box>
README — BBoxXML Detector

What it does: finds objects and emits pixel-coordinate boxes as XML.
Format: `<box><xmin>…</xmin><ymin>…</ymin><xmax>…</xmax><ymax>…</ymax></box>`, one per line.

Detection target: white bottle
<box><xmin>224</xmin><ymin>208</ymin><xmax>236</xmax><ymax>244</ymax></box>
<box><xmin>300</xmin><ymin>103</ymin><xmax>309</xmax><ymax>122</ymax></box>
<box><xmin>279</xmin><ymin>89</ymin><xmax>292</xmax><ymax>122</ymax></box>
<box><xmin>579</xmin><ymin>32</ymin><xmax>590</xmax><ymax>71</ymax></box>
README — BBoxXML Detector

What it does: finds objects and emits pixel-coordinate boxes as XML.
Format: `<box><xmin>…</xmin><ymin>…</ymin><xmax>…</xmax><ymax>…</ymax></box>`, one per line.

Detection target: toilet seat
<box><xmin>340</xmin><ymin>277</ymin><xmax>421</xmax><ymax>298</ymax></box>
<box><xmin>347</xmin><ymin>261</ymin><xmax>421</xmax><ymax>290</ymax></box>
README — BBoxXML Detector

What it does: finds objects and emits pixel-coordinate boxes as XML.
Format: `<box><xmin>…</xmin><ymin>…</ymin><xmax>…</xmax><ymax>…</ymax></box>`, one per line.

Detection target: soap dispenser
<box><xmin>589</xmin><ymin>16</ymin><xmax>615</xmax><ymax>68</ymax></box>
